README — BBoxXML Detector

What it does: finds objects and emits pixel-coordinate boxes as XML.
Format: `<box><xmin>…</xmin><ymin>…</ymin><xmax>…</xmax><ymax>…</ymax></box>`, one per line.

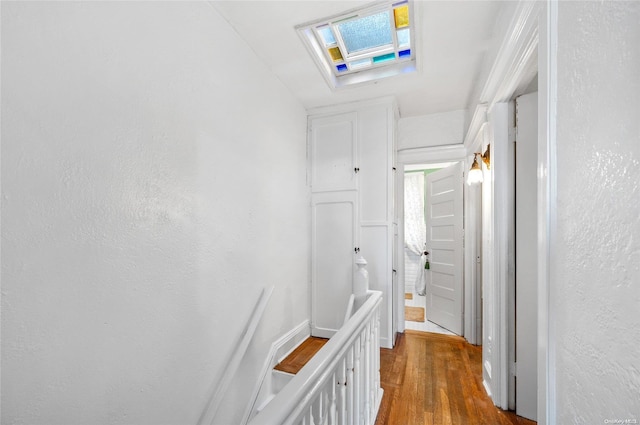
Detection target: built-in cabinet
<box><xmin>309</xmin><ymin>99</ymin><xmax>397</xmax><ymax>349</ymax></box>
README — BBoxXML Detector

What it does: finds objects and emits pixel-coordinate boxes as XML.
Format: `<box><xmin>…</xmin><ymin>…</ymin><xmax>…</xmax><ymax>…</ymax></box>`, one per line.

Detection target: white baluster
<box><xmin>375</xmin><ymin>307</ymin><xmax>381</xmax><ymax>409</ymax></box>
<box><xmin>328</xmin><ymin>372</ymin><xmax>337</xmax><ymax>425</ymax></box>
<box><xmin>355</xmin><ymin>334</ymin><xmax>363</xmax><ymax>425</ymax></box>
<box><xmin>371</xmin><ymin>316</ymin><xmax>377</xmax><ymax>419</ymax></box>
<box><xmin>311</xmin><ymin>396</ymin><xmax>321</xmax><ymax>425</ymax></box>
<box><xmin>338</xmin><ymin>356</ymin><xmax>347</xmax><ymax>425</ymax></box>
<box><xmin>347</xmin><ymin>343</ymin><xmax>355</xmax><ymax>425</ymax></box>
<box><xmin>324</xmin><ymin>387</ymin><xmax>331</xmax><ymax>425</ymax></box>
<box><xmin>364</xmin><ymin>322</ymin><xmax>371</xmax><ymax>425</ymax></box>
<box><xmin>360</xmin><ymin>332</ymin><xmax>369</xmax><ymax>425</ymax></box>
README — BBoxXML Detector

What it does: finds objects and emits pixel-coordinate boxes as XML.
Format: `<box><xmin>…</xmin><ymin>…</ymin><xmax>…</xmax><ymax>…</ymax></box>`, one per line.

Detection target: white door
<box><xmin>311</xmin><ymin>191</ymin><xmax>358</xmax><ymax>338</ymax></box>
<box><xmin>425</xmin><ymin>162</ymin><xmax>464</xmax><ymax>335</ymax></box>
<box><xmin>515</xmin><ymin>92</ymin><xmax>538</xmax><ymax>421</ymax></box>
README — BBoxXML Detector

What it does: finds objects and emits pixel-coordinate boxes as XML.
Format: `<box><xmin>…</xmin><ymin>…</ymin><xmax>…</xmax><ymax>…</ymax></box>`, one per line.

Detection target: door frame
<box><xmin>462</xmin><ymin>1</ymin><xmax>557</xmax><ymax>423</ymax></box>
<box><xmin>396</xmin><ymin>145</ymin><xmax>469</xmax><ymax>338</ymax></box>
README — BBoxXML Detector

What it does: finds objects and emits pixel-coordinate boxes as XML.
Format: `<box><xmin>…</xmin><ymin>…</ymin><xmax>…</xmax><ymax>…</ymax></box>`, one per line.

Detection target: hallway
<box><xmin>376</xmin><ymin>331</ymin><xmax>536</xmax><ymax>425</ymax></box>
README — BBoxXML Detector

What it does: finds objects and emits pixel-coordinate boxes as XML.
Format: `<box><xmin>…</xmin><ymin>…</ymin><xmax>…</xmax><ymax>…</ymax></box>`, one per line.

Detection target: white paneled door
<box><xmin>425</xmin><ymin>162</ymin><xmax>464</xmax><ymax>335</ymax></box>
<box><xmin>311</xmin><ymin>191</ymin><xmax>357</xmax><ymax>338</ymax></box>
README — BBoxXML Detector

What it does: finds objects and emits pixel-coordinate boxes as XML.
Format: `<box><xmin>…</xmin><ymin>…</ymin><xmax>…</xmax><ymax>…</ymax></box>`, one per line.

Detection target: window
<box><xmin>297</xmin><ymin>1</ymin><xmax>417</xmax><ymax>89</ymax></box>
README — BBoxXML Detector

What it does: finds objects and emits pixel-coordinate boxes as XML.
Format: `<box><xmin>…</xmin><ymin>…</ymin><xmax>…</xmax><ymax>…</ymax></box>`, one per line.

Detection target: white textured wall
<box><xmin>1</xmin><ymin>2</ymin><xmax>309</xmax><ymax>425</ymax></box>
<box><xmin>397</xmin><ymin>109</ymin><xmax>465</xmax><ymax>150</ymax></box>
<box><xmin>555</xmin><ymin>2</ymin><xmax>640</xmax><ymax>422</ymax></box>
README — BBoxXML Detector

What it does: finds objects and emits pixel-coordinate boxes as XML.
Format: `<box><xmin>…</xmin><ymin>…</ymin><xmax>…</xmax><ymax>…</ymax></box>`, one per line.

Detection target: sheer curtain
<box><xmin>404</xmin><ymin>173</ymin><xmax>426</xmax><ymax>256</ymax></box>
<box><xmin>404</xmin><ymin>173</ymin><xmax>427</xmax><ymax>295</ymax></box>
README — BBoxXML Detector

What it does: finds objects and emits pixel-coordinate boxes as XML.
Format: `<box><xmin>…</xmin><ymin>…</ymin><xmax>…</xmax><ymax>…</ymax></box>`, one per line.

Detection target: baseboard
<box><xmin>240</xmin><ymin>320</ymin><xmax>310</xmax><ymax>425</ymax></box>
<box><xmin>483</xmin><ymin>379</ymin><xmax>493</xmax><ymax>400</ymax></box>
<box><xmin>274</xmin><ymin>321</ymin><xmax>312</xmax><ymax>364</ymax></box>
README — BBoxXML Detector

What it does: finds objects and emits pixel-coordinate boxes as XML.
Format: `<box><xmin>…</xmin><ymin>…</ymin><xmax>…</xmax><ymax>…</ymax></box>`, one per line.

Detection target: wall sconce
<box><xmin>480</xmin><ymin>143</ymin><xmax>491</xmax><ymax>170</ymax></box>
<box><xmin>466</xmin><ymin>144</ymin><xmax>491</xmax><ymax>185</ymax></box>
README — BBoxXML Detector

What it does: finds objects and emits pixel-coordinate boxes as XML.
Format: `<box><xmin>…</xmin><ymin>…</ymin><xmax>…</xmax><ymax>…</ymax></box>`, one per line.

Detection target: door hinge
<box><xmin>509</xmin><ymin>126</ymin><xmax>517</xmax><ymax>143</ymax></box>
<box><xmin>510</xmin><ymin>361</ymin><xmax>517</xmax><ymax>377</ymax></box>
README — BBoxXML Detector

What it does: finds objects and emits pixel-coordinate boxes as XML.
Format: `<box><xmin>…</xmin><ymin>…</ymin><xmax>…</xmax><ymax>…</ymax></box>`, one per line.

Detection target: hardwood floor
<box><xmin>376</xmin><ymin>330</ymin><xmax>536</xmax><ymax>425</ymax></box>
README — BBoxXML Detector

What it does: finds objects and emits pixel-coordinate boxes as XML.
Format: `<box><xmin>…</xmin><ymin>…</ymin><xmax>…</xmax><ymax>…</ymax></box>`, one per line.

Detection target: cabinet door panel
<box><xmin>358</xmin><ymin>107</ymin><xmax>390</xmax><ymax>222</ymax></box>
<box><xmin>310</xmin><ymin>113</ymin><xmax>358</xmax><ymax>193</ymax></box>
<box><xmin>311</xmin><ymin>192</ymin><xmax>357</xmax><ymax>337</ymax></box>
<box><xmin>360</xmin><ymin>224</ymin><xmax>392</xmax><ymax>348</ymax></box>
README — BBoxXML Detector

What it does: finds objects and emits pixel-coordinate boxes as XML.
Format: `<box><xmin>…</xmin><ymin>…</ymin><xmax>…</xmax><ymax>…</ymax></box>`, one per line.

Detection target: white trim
<box><xmin>488</xmin><ymin>103</ymin><xmax>512</xmax><ymax>409</ymax></box>
<box><xmin>397</xmin><ymin>144</ymin><xmax>467</xmax><ymax>164</ymax></box>
<box><xmin>537</xmin><ymin>2</ymin><xmax>557</xmax><ymax>424</ymax></box>
<box><xmin>463</xmin><ymin>164</ymin><xmax>482</xmax><ymax>345</ymax></box>
<box><xmin>307</xmin><ymin>95</ymin><xmax>398</xmax><ymax>117</ymax></box>
<box><xmin>465</xmin><ymin>0</ymin><xmax>543</xmax><ymax>412</ymax></box>
<box><xmin>479</xmin><ymin>1</ymin><xmax>542</xmax><ymax>107</ymax></box>
<box><xmin>396</xmin><ymin>145</ymin><xmax>468</xmax><ymax>340</ymax></box>
<box><xmin>463</xmin><ymin>105</ymin><xmax>488</xmax><ymax>151</ymax></box>
<box><xmin>241</xmin><ymin>320</ymin><xmax>311</xmax><ymax>425</ymax></box>
<box><xmin>199</xmin><ymin>286</ymin><xmax>274</xmax><ymax>425</ymax></box>
<box><xmin>395</xmin><ymin>165</ymin><xmax>406</xmax><ymax>335</ymax></box>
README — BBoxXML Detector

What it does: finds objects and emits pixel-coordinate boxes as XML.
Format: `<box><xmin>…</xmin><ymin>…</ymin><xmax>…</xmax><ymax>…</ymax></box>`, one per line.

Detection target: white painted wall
<box><xmin>553</xmin><ymin>2</ymin><xmax>640</xmax><ymax>422</ymax></box>
<box><xmin>397</xmin><ymin>110</ymin><xmax>465</xmax><ymax>150</ymax></box>
<box><xmin>1</xmin><ymin>2</ymin><xmax>309</xmax><ymax>425</ymax></box>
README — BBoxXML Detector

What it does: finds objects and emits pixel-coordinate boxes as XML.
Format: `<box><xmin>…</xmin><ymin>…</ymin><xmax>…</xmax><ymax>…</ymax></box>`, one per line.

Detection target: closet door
<box><xmin>310</xmin><ymin>113</ymin><xmax>358</xmax><ymax>193</ymax></box>
<box><xmin>311</xmin><ymin>191</ymin><xmax>358</xmax><ymax>338</ymax></box>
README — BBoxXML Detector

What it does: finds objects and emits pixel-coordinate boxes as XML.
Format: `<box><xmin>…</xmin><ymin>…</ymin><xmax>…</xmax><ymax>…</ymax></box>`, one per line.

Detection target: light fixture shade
<box><xmin>467</xmin><ymin>168</ymin><xmax>483</xmax><ymax>185</ymax></box>
<box><xmin>467</xmin><ymin>157</ymin><xmax>483</xmax><ymax>185</ymax></box>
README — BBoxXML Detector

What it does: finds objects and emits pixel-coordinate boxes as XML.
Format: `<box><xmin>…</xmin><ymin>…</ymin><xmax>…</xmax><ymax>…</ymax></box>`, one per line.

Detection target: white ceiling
<box><xmin>211</xmin><ymin>1</ymin><xmax>504</xmax><ymax>118</ymax></box>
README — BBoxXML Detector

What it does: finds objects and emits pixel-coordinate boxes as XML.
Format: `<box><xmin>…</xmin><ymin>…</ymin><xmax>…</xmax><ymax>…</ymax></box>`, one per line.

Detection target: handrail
<box><xmin>248</xmin><ymin>290</ymin><xmax>383</xmax><ymax>425</ymax></box>
<box><xmin>198</xmin><ymin>286</ymin><xmax>274</xmax><ymax>425</ymax></box>
<box><xmin>343</xmin><ymin>293</ymin><xmax>355</xmax><ymax>326</ymax></box>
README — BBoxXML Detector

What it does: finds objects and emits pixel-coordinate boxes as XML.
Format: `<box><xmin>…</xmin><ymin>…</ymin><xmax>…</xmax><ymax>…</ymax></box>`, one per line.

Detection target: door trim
<box><xmin>461</xmin><ymin>2</ymin><xmax>556</xmax><ymax>423</ymax></box>
<box><xmin>396</xmin><ymin>146</ymin><xmax>468</xmax><ymax>341</ymax></box>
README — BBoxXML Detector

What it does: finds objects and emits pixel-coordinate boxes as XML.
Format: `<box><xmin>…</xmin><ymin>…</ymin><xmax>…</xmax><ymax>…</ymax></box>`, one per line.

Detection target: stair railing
<box><xmin>198</xmin><ymin>286</ymin><xmax>274</xmax><ymax>425</ymax></box>
<box><xmin>247</xmin><ymin>290</ymin><xmax>383</xmax><ymax>425</ymax></box>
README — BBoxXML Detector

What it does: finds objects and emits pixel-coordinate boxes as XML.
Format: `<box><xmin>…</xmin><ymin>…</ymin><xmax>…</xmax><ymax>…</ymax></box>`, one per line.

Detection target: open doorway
<box><xmin>403</xmin><ymin>162</ymin><xmax>460</xmax><ymax>336</ymax></box>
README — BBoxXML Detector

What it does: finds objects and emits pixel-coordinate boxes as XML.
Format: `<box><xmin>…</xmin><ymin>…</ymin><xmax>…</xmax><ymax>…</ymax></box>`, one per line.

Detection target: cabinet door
<box><xmin>310</xmin><ymin>113</ymin><xmax>358</xmax><ymax>193</ymax></box>
<box><xmin>311</xmin><ymin>191</ymin><xmax>358</xmax><ymax>338</ymax></box>
<box><xmin>360</xmin><ymin>224</ymin><xmax>393</xmax><ymax>348</ymax></box>
<box><xmin>358</xmin><ymin>106</ymin><xmax>391</xmax><ymax>222</ymax></box>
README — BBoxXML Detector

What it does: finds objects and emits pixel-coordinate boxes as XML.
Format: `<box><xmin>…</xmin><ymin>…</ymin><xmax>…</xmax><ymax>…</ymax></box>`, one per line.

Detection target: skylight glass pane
<box><xmin>372</xmin><ymin>52</ymin><xmax>396</xmax><ymax>63</ymax></box>
<box><xmin>394</xmin><ymin>5</ymin><xmax>409</xmax><ymax>28</ymax></box>
<box><xmin>328</xmin><ymin>46</ymin><xmax>344</xmax><ymax>62</ymax></box>
<box><xmin>337</xmin><ymin>11</ymin><xmax>393</xmax><ymax>54</ymax></box>
<box><xmin>397</xmin><ymin>28</ymin><xmax>410</xmax><ymax>48</ymax></box>
<box><xmin>350</xmin><ymin>58</ymin><xmax>372</xmax><ymax>70</ymax></box>
<box><xmin>318</xmin><ymin>26</ymin><xmax>336</xmax><ymax>46</ymax></box>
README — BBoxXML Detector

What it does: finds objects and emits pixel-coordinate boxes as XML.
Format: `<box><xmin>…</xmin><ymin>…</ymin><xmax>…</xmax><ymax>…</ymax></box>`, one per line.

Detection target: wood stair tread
<box><xmin>274</xmin><ymin>337</ymin><xmax>329</xmax><ymax>375</ymax></box>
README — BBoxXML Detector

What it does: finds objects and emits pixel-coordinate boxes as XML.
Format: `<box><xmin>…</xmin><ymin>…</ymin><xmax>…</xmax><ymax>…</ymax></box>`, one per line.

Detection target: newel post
<box><xmin>354</xmin><ymin>256</ymin><xmax>369</xmax><ymax>310</ymax></box>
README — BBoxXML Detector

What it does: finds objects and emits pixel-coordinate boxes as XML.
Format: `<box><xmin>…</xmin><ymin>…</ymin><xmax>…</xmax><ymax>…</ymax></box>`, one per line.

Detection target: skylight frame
<box><xmin>296</xmin><ymin>0</ymin><xmax>419</xmax><ymax>90</ymax></box>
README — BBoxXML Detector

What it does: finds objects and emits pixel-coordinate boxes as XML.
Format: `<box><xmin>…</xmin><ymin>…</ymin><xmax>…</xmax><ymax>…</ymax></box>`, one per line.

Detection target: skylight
<box><xmin>296</xmin><ymin>1</ymin><xmax>417</xmax><ymax>89</ymax></box>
